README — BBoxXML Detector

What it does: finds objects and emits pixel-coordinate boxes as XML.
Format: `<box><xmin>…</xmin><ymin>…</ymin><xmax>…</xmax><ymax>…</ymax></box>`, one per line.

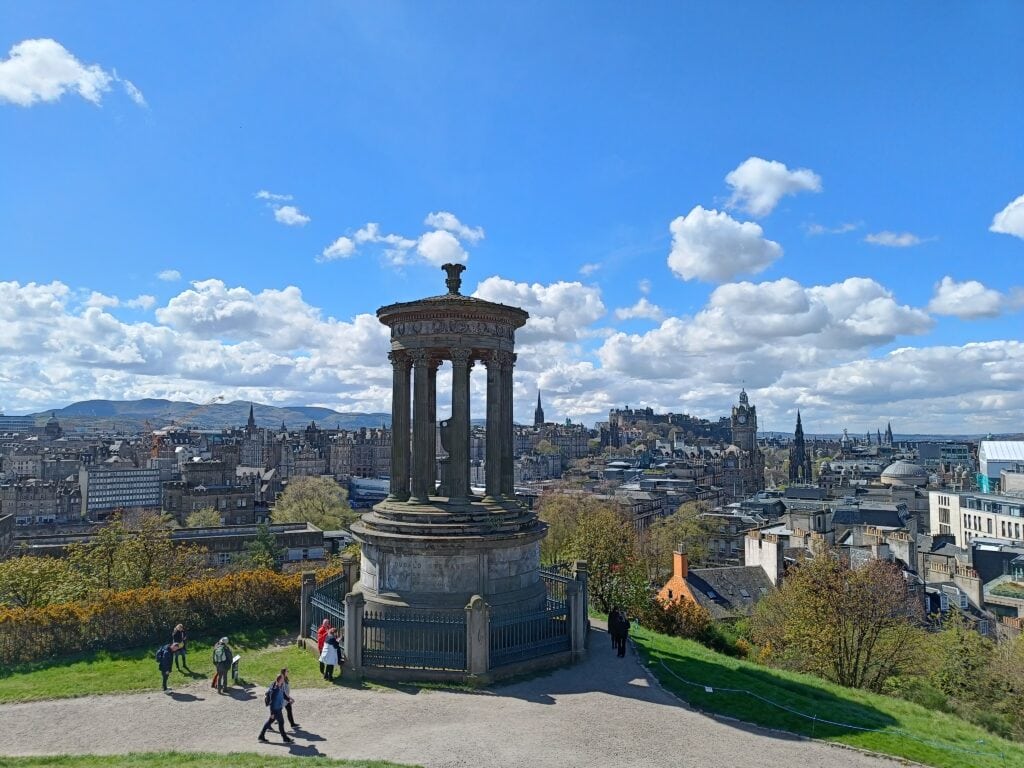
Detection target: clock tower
<box><xmin>730</xmin><ymin>388</ymin><xmax>757</xmax><ymax>455</ymax></box>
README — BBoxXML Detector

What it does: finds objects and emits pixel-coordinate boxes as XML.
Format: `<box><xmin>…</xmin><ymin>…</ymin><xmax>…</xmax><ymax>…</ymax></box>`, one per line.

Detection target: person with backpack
<box><xmin>608</xmin><ymin>606</ymin><xmax>630</xmax><ymax>658</ymax></box>
<box><xmin>258</xmin><ymin>672</ymin><xmax>294</xmax><ymax>744</ymax></box>
<box><xmin>280</xmin><ymin>667</ymin><xmax>298</xmax><ymax>730</ymax></box>
<box><xmin>212</xmin><ymin>637</ymin><xmax>233</xmax><ymax>693</ymax></box>
<box><xmin>171</xmin><ymin>624</ymin><xmax>188</xmax><ymax>672</ymax></box>
<box><xmin>156</xmin><ymin>642</ymin><xmax>179</xmax><ymax>691</ymax></box>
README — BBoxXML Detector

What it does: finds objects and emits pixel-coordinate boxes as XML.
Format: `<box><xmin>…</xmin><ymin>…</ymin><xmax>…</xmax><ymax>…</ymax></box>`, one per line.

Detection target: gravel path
<box><xmin>0</xmin><ymin>628</ymin><xmax>898</xmax><ymax>768</ymax></box>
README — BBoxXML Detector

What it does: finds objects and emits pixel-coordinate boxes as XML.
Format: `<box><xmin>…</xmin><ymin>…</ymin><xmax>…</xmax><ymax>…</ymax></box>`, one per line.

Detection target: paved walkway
<box><xmin>0</xmin><ymin>628</ymin><xmax>897</xmax><ymax>768</ymax></box>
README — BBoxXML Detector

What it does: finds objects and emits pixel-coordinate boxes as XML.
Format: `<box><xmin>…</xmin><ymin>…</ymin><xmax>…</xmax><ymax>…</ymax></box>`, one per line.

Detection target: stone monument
<box><xmin>350</xmin><ymin>264</ymin><xmax>548</xmax><ymax>614</ymax></box>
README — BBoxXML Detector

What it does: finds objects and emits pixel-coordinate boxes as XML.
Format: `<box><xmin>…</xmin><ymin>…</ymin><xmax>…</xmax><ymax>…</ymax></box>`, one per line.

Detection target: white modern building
<box><xmin>978</xmin><ymin>441</ymin><xmax>1024</xmax><ymax>492</ymax></box>
<box><xmin>929</xmin><ymin>489</ymin><xmax>1024</xmax><ymax>546</ymax></box>
<box><xmin>79</xmin><ymin>463</ymin><xmax>162</xmax><ymax>518</ymax></box>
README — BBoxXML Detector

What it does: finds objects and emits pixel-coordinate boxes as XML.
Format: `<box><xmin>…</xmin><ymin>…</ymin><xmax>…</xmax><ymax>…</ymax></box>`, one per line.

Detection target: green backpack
<box><xmin>213</xmin><ymin>645</ymin><xmax>228</xmax><ymax>664</ymax></box>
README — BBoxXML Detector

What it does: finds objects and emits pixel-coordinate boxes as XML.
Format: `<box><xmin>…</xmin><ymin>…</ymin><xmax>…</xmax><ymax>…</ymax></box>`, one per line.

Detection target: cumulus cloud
<box><xmin>273</xmin><ymin>205</ymin><xmax>310</xmax><ymax>226</ymax></box>
<box><xmin>318</xmin><ymin>236</ymin><xmax>356</xmax><ymax>262</ymax></box>
<box><xmin>319</xmin><ymin>212</ymin><xmax>482</xmax><ymax>268</ymax></box>
<box><xmin>125</xmin><ymin>295</ymin><xmax>156</xmax><ymax>310</ymax></box>
<box><xmin>157</xmin><ymin>270</ymin><xmax>181</xmax><ymax>282</ymax></box>
<box><xmin>990</xmin><ymin>194</ymin><xmax>1024</xmax><ymax>239</ymax></box>
<box><xmin>423</xmin><ymin>212</ymin><xmax>484</xmax><ymax>243</ymax></box>
<box><xmin>615</xmin><ymin>298</ymin><xmax>664</xmax><ymax>321</ymax></box>
<box><xmin>928</xmin><ymin>276</ymin><xmax>1008</xmax><ymax>319</ymax></box>
<box><xmin>667</xmin><ymin>206</ymin><xmax>782</xmax><ymax>283</ymax></box>
<box><xmin>84</xmin><ymin>291</ymin><xmax>119</xmax><ymax>309</ymax></box>
<box><xmin>864</xmin><ymin>231</ymin><xmax>924</xmax><ymax>247</ymax></box>
<box><xmin>0</xmin><ymin>38</ymin><xmax>143</xmax><ymax>108</ymax></box>
<box><xmin>725</xmin><ymin>157</ymin><xmax>822</xmax><ymax>217</ymax></box>
<box><xmin>473</xmin><ymin>276</ymin><xmax>606</xmax><ymax>344</ymax></box>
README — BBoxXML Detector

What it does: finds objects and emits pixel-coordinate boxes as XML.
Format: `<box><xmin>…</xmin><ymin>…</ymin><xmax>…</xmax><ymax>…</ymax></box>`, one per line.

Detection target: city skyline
<box><xmin>2</xmin><ymin>4</ymin><xmax>1023</xmax><ymax>432</ymax></box>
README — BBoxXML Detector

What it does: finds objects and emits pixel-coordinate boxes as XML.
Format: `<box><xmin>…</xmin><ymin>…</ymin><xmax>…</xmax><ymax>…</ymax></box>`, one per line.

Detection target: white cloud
<box><xmin>928</xmin><ymin>276</ymin><xmax>1006</xmax><ymax>319</ymax></box>
<box><xmin>318</xmin><ymin>236</ymin><xmax>356</xmax><ymax>262</ymax></box>
<box><xmin>667</xmin><ymin>206</ymin><xmax>782</xmax><ymax>283</ymax></box>
<box><xmin>615</xmin><ymin>298</ymin><xmax>664</xmax><ymax>322</ymax></box>
<box><xmin>255</xmin><ymin>190</ymin><xmax>293</xmax><ymax>202</ymax></box>
<box><xmin>864</xmin><ymin>231</ymin><xmax>924</xmax><ymax>247</ymax></box>
<box><xmin>273</xmin><ymin>205</ymin><xmax>311</xmax><ymax>226</ymax></box>
<box><xmin>0</xmin><ymin>39</ymin><xmax>112</xmax><ymax>106</ymax></box>
<box><xmin>725</xmin><ymin>157</ymin><xmax>822</xmax><ymax>217</ymax></box>
<box><xmin>805</xmin><ymin>222</ymin><xmax>859</xmax><ymax>236</ymax></box>
<box><xmin>0</xmin><ymin>39</ymin><xmax>143</xmax><ymax>109</ymax></box>
<box><xmin>157</xmin><ymin>270</ymin><xmax>181</xmax><ymax>282</ymax></box>
<box><xmin>638</xmin><ymin>278</ymin><xmax>652</xmax><ymax>295</ymax></box>
<box><xmin>125</xmin><ymin>295</ymin><xmax>156</xmax><ymax>310</ymax></box>
<box><xmin>84</xmin><ymin>291</ymin><xmax>119</xmax><ymax>309</ymax></box>
<box><xmin>121</xmin><ymin>78</ymin><xmax>146</xmax><ymax>107</ymax></box>
<box><xmin>473</xmin><ymin>277</ymin><xmax>606</xmax><ymax>344</ymax></box>
<box><xmin>990</xmin><ymin>194</ymin><xmax>1024</xmax><ymax>239</ymax></box>
<box><xmin>423</xmin><ymin>212</ymin><xmax>484</xmax><ymax>244</ymax></box>
<box><xmin>416</xmin><ymin>229</ymin><xmax>467</xmax><ymax>266</ymax></box>
<box><xmin>579</xmin><ymin>262</ymin><xmax>601</xmax><ymax>276</ymax></box>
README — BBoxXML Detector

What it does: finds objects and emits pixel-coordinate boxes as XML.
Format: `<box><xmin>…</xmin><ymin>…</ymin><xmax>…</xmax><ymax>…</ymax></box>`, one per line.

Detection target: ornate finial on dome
<box><xmin>442</xmin><ymin>263</ymin><xmax>466</xmax><ymax>295</ymax></box>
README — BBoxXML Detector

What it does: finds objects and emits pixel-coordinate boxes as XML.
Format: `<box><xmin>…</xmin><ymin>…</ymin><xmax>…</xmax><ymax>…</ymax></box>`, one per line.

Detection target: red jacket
<box><xmin>317</xmin><ymin>624</ymin><xmax>329</xmax><ymax>651</ymax></box>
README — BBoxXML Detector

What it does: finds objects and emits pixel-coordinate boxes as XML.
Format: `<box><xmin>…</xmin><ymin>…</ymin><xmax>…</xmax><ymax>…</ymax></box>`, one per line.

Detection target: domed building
<box><xmin>880</xmin><ymin>460</ymin><xmax>929</xmax><ymax>487</ymax></box>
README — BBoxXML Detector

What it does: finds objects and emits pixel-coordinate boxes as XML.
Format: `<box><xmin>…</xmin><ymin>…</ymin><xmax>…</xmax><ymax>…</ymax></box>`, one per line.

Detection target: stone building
<box><xmin>330</xmin><ymin>428</ymin><xmax>391</xmax><ymax>479</ymax></box>
<box><xmin>162</xmin><ymin>481</ymin><xmax>255</xmax><ymax>525</ymax></box>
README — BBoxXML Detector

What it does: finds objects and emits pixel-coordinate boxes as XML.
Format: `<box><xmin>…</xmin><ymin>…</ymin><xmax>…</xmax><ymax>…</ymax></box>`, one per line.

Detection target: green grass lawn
<box><xmin>0</xmin><ymin>627</ymin><xmax>359</xmax><ymax>703</ymax></box>
<box><xmin>0</xmin><ymin>753</ymin><xmax>414</xmax><ymax>768</ymax></box>
<box><xmin>631</xmin><ymin>623</ymin><xmax>1024</xmax><ymax>768</ymax></box>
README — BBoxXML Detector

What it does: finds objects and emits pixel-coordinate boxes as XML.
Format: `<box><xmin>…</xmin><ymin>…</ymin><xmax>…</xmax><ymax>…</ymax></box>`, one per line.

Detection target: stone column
<box><xmin>449</xmin><ymin>347</ymin><xmax>472</xmax><ymax>503</ymax></box>
<box><xmin>500</xmin><ymin>352</ymin><xmax>516</xmax><ymax>496</ymax></box>
<box><xmin>411</xmin><ymin>349</ymin><xmax>433</xmax><ymax>503</ymax></box>
<box><xmin>427</xmin><ymin>357</ymin><xmax>439</xmax><ymax>497</ymax></box>
<box><xmin>387</xmin><ymin>350</ymin><xmax>411</xmax><ymax>501</ymax></box>
<box><xmin>484</xmin><ymin>351</ymin><xmax>503</xmax><ymax>500</ymax></box>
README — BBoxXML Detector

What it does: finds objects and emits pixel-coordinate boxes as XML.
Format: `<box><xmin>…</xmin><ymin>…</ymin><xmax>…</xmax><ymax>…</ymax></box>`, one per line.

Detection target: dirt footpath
<box><xmin>0</xmin><ymin>628</ymin><xmax>898</xmax><ymax>768</ymax></box>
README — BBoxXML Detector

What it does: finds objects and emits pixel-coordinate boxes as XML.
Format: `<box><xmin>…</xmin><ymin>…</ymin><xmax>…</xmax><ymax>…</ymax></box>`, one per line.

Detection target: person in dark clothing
<box><xmin>608</xmin><ymin>607</ymin><xmax>630</xmax><ymax>658</ymax></box>
<box><xmin>171</xmin><ymin>624</ymin><xmax>188</xmax><ymax>671</ymax></box>
<box><xmin>280</xmin><ymin>667</ymin><xmax>298</xmax><ymax>729</ymax></box>
<box><xmin>258</xmin><ymin>673</ymin><xmax>294</xmax><ymax>744</ymax></box>
<box><xmin>156</xmin><ymin>642</ymin><xmax>179</xmax><ymax>691</ymax></box>
<box><xmin>213</xmin><ymin>637</ymin><xmax>233</xmax><ymax>693</ymax></box>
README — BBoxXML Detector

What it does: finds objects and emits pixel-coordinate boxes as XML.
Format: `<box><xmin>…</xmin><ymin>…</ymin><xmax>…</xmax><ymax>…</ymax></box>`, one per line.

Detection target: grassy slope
<box><xmin>0</xmin><ymin>627</ymin><xmax>357</xmax><ymax>703</ymax></box>
<box><xmin>632</xmin><ymin>623</ymin><xmax>1024</xmax><ymax>768</ymax></box>
<box><xmin>0</xmin><ymin>753</ymin><xmax>413</xmax><ymax>768</ymax></box>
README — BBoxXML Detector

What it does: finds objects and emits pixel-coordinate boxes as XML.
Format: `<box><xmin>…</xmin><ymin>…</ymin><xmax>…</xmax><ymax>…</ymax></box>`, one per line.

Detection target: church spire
<box><xmin>247</xmin><ymin>402</ymin><xmax>257</xmax><ymax>434</ymax></box>
<box><xmin>534</xmin><ymin>390</ymin><xmax>545</xmax><ymax>427</ymax></box>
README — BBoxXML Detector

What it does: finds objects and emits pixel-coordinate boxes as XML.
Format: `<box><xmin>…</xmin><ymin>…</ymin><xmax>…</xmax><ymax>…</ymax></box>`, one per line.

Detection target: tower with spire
<box><xmin>246</xmin><ymin>402</ymin><xmax>257</xmax><ymax>436</ymax></box>
<box><xmin>788</xmin><ymin>411</ymin><xmax>813</xmax><ymax>483</ymax></box>
<box><xmin>885</xmin><ymin>421</ymin><xmax>893</xmax><ymax>446</ymax></box>
<box><xmin>534</xmin><ymin>391</ymin><xmax>545</xmax><ymax>427</ymax></box>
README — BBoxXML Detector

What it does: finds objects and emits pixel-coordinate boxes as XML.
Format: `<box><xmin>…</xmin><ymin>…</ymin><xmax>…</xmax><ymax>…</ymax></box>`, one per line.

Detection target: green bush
<box><xmin>0</xmin><ymin>569</ymin><xmax>302</xmax><ymax>666</ymax></box>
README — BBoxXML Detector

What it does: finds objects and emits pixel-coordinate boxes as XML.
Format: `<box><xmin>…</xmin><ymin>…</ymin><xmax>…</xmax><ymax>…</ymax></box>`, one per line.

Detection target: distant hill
<box><xmin>28</xmin><ymin>399</ymin><xmax>390</xmax><ymax>432</ymax></box>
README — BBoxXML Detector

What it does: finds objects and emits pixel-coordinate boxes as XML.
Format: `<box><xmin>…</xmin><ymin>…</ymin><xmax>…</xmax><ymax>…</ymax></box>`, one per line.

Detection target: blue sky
<box><xmin>1</xmin><ymin>3</ymin><xmax>1022</xmax><ymax>433</ymax></box>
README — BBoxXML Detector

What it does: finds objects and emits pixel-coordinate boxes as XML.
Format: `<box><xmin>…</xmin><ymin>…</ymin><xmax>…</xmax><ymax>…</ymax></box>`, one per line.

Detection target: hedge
<box><xmin>0</xmin><ymin>569</ymin><xmax>302</xmax><ymax>666</ymax></box>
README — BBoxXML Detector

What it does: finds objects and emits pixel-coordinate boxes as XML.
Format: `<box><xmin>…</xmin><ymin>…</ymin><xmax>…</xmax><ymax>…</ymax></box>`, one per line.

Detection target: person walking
<box><xmin>280</xmin><ymin>667</ymin><xmax>299</xmax><ymax>729</ymax></box>
<box><xmin>212</xmin><ymin>637</ymin><xmax>233</xmax><ymax>693</ymax></box>
<box><xmin>316</xmin><ymin>618</ymin><xmax>331</xmax><ymax>677</ymax></box>
<box><xmin>319</xmin><ymin>627</ymin><xmax>341</xmax><ymax>681</ymax></box>
<box><xmin>156</xmin><ymin>642</ymin><xmax>178</xmax><ymax>691</ymax></box>
<box><xmin>258</xmin><ymin>672</ymin><xmax>294</xmax><ymax>744</ymax></box>
<box><xmin>171</xmin><ymin>624</ymin><xmax>188</xmax><ymax>671</ymax></box>
<box><xmin>609</xmin><ymin>606</ymin><xmax>630</xmax><ymax>658</ymax></box>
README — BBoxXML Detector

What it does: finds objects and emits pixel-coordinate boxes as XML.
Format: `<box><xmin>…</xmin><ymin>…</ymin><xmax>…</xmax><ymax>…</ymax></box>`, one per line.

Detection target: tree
<box><xmin>642</xmin><ymin>501</ymin><xmax>716</xmax><ymax>582</ymax></box>
<box><xmin>245</xmin><ymin>522</ymin><xmax>282</xmax><ymax>571</ymax></box>
<box><xmin>751</xmin><ymin>549</ymin><xmax>925</xmax><ymax>691</ymax></box>
<box><xmin>0</xmin><ymin>555</ymin><xmax>88</xmax><ymax>607</ymax></box>
<box><xmin>534</xmin><ymin>439</ymin><xmax>559</xmax><ymax>456</ymax></box>
<box><xmin>186</xmin><ymin>507</ymin><xmax>223</xmax><ymax>528</ymax></box>
<box><xmin>271</xmin><ymin>476</ymin><xmax>356</xmax><ymax>530</ymax></box>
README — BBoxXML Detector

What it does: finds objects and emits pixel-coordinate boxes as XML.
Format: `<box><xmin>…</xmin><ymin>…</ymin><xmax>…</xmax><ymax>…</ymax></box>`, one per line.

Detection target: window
<box><xmin>988</xmin><ymin>519</ymin><xmax>993</xmax><ymax>534</ymax></box>
<box><xmin>1016</xmin><ymin>523</ymin><xmax>1021</xmax><ymax>540</ymax></box>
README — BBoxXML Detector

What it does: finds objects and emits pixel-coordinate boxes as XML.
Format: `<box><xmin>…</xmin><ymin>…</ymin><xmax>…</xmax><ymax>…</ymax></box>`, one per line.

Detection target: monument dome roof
<box><xmin>880</xmin><ymin>460</ymin><xmax>928</xmax><ymax>486</ymax></box>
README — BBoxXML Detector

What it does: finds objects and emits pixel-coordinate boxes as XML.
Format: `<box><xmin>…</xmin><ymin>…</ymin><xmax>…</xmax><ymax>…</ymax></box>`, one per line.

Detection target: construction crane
<box><xmin>151</xmin><ymin>395</ymin><xmax>224</xmax><ymax>459</ymax></box>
